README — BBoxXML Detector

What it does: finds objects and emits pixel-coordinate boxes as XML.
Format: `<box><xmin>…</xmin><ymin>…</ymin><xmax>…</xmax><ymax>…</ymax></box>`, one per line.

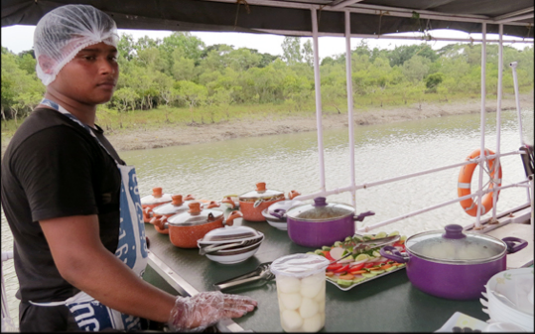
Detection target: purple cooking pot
<box><xmin>380</xmin><ymin>224</ymin><xmax>527</xmax><ymax>300</ymax></box>
<box><xmin>283</xmin><ymin>197</ymin><xmax>374</xmax><ymax>248</ymax></box>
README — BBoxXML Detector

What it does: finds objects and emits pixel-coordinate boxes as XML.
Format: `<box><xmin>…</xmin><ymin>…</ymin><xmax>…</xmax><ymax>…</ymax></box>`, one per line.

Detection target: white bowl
<box><xmin>197</xmin><ymin>225</ymin><xmax>263</xmax><ymax>247</ymax></box>
<box><xmin>484</xmin><ymin>268</ymin><xmax>534</xmax><ymax>331</ymax></box>
<box><xmin>267</xmin><ymin>219</ymin><xmax>287</xmax><ymax>230</ymax></box>
<box><xmin>205</xmin><ymin>247</ymin><xmax>260</xmax><ymax>264</ymax></box>
<box><xmin>261</xmin><ymin>208</ymin><xmax>287</xmax><ymax>230</ymax></box>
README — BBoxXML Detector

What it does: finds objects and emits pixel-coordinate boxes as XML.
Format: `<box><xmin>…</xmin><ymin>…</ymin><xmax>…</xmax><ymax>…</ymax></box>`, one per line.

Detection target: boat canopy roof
<box><xmin>2</xmin><ymin>0</ymin><xmax>533</xmax><ymax>39</ymax></box>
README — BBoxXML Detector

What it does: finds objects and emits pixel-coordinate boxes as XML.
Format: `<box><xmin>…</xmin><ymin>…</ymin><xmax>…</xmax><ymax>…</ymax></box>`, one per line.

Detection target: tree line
<box><xmin>1</xmin><ymin>32</ymin><xmax>533</xmax><ymax>124</ymax></box>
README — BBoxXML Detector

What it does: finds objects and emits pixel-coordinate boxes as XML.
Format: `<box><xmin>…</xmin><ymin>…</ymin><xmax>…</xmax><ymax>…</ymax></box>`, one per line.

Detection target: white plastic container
<box><xmin>270</xmin><ymin>253</ymin><xmax>329</xmax><ymax>332</ymax></box>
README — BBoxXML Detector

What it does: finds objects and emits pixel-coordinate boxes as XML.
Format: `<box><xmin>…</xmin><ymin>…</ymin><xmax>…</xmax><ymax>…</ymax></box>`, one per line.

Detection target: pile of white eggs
<box><xmin>275</xmin><ymin>271</ymin><xmax>326</xmax><ymax>332</ymax></box>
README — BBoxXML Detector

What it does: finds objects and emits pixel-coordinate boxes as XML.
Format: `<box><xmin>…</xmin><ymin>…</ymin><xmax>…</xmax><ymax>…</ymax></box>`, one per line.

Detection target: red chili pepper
<box><xmin>327</xmin><ymin>263</ymin><xmax>343</xmax><ymax>271</ymax></box>
<box><xmin>364</xmin><ymin>263</ymin><xmax>376</xmax><ymax>268</ymax></box>
<box><xmin>333</xmin><ymin>264</ymin><xmax>350</xmax><ymax>274</ymax></box>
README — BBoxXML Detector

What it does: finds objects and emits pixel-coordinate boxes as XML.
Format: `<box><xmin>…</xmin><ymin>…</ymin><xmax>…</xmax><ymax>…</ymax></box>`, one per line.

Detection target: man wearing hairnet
<box><xmin>1</xmin><ymin>4</ymin><xmax>257</xmax><ymax>332</ymax></box>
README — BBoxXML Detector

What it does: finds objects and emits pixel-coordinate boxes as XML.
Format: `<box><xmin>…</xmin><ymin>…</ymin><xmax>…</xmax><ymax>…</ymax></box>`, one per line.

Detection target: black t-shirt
<box><xmin>1</xmin><ymin>107</ymin><xmax>125</xmax><ymax>303</ymax></box>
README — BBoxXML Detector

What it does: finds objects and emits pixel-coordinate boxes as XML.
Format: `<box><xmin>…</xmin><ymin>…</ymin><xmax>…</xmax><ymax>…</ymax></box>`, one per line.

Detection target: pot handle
<box><xmin>354</xmin><ymin>211</ymin><xmax>375</xmax><ymax>222</ymax></box>
<box><xmin>502</xmin><ymin>237</ymin><xmax>528</xmax><ymax>253</ymax></box>
<box><xmin>380</xmin><ymin>245</ymin><xmax>409</xmax><ymax>263</ymax></box>
<box><xmin>221</xmin><ymin>196</ymin><xmax>236</xmax><ymax>209</ymax></box>
<box><xmin>224</xmin><ymin>211</ymin><xmax>243</xmax><ymax>226</ymax></box>
<box><xmin>205</xmin><ymin>201</ymin><xmax>220</xmax><ymax>209</ymax></box>
<box><xmin>149</xmin><ymin>215</ymin><xmax>169</xmax><ymax>230</ymax></box>
<box><xmin>288</xmin><ymin>190</ymin><xmax>301</xmax><ymax>200</ymax></box>
<box><xmin>270</xmin><ymin>208</ymin><xmax>286</xmax><ymax>219</ymax></box>
<box><xmin>143</xmin><ymin>207</ymin><xmax>153</xmax><ymax>221</ymax></box>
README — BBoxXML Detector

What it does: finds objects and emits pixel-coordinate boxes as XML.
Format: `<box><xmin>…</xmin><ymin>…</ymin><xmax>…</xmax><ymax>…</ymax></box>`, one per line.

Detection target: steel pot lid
<box><xmin>167</xmin><ymin>202</ymin><xmax>224</xmax><ymax>226</ymax></box>
<box><xmin>140</xmin><ymin>187</ymin><xmax>172</xmax><ymax>205</ymax></box>
<box><xmin>406</xmin><ymin>224</ymin><xmax>507</xmax><ymax>263</ymax></box>
<box><xmin>199</xmin><ymin>225</ymin><xmax>263</xmax><ymax>244</ymax></box>
<box><xmin>238</xmin><ymin>182</ymin><xmax>284</xmax><ymax>201</ymax></box>
<box><xmin>285</xmin><ymin>197</ymin><xmax>354</xmax><ymax>222</ymax></box>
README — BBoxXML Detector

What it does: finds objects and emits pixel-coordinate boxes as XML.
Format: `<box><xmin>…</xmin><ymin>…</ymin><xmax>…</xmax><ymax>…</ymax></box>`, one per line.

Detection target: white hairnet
<box><xmin>34</xmin><ymin>4</ymin><xmax>119</xmax><ymax>86</ymax></box>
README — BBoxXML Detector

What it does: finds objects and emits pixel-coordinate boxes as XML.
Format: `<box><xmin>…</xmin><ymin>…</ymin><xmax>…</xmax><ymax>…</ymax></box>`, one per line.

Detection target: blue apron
<box><xmin>29</xmin><ymin>99</ymin><xmax>148</xmax><ymax>331</ymax></box>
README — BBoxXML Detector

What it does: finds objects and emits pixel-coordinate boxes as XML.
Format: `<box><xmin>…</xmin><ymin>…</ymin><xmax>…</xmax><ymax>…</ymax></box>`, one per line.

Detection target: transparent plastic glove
<box><xmin>168</xmin><ymin>291</ymin><xmax>257</xmax><ymax>332</ymax></box>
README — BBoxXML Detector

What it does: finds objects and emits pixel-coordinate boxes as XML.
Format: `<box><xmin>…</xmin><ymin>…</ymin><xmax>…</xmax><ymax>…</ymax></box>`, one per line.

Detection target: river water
<box><xmin>1</xmin><ymin>108</ymin><xmax>533</xmax><ymax>326</ymax></box>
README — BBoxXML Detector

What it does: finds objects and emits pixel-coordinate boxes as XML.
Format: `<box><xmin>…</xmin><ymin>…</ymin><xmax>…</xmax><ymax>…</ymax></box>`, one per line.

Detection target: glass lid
<box><xmin>285</xmin><ymin>197</ymin><xmax>354</xmax><ymax>222</ymax></box>
<box><xmin>152</xmin><ymin>195</ymin><xmax>189</xmax><ymax>215</ymax></box>
<box><xmin>406</xmin><ymin>224</ymin><xmax>506</xmax><ymax>263</ymax></box>
<box><xmin>167</xmin><ymin>202</ymin><xmax>223</xmax><ymax>226</ymax></box>
<box><xmin>239</xmin><ymin>182</ymin><xmax>284</xmax><ymax>200</ymax></box>
<box><xmin>140</xmin><ymin>187</ymin><xmax>172</xmax><ymax>205</ymax></box>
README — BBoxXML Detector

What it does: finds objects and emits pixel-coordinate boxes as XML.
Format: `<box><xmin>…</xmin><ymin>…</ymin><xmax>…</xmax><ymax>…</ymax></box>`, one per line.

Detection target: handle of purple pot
<box><xmin>502</xmin><ymin>237</ymin><xmax>528</xmax><ymax>253</ymax></box>
<box><xmin>380</xmin><ymin>245</ymin><xmax>409</xmax><ymax>263</ymax></box>
<box><xmin>270</xmin><ymin>208</ymin><xmax>286</xmax><ymax>219</ymax></box>
<box><xmin>354</xmin><ymin>211</ymin><xmax>375</xmax><ymax>222</ymax></box>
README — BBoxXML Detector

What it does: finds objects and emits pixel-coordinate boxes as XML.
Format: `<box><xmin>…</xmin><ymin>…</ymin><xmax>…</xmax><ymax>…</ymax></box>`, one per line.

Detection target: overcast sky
<box><xmin>1</xmin><ymin>25</ymin><xmax>531</xmax><ymax>59</ymax></box>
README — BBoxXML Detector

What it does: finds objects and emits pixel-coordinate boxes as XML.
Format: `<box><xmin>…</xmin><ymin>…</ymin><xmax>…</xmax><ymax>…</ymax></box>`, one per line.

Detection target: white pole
<box><xmin>475</xmin><ymin>23</ymin><xmax>487</xmax><ymax>230</ymax></box>
<box><xmin>311</xmin><ymin>7</ymin><xmax>326</xmax><ymax>192</ymax></box>
<box><xmin>510</xmin><ymin>62</ymin><xmax>525</xmax><ymax>146</ymax></box>
<box><xmin>345</xmin><ymin>10</ymin><xmax>357</xmax><ymax>209</ymax></box>
<box><xmin>510</xmin><ymin>61</ymin><xmax>531</xmax><ymax>203</ymax></box>
<box><xmin>491</xmin><ymin>24</ymin><xmax>503</xmax><ymax>222</ymax></box>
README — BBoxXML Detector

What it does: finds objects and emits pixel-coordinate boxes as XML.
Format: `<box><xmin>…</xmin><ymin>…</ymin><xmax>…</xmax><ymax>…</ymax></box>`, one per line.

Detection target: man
<box><xmin>1</xmin><ymin>4</ymin><xmax>256</xmax><ymax>332</ymax></box>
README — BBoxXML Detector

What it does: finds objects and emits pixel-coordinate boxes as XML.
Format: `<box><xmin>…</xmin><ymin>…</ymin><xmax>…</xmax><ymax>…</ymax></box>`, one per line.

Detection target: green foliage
<box><xmin>1</xmin><ymin>32</ymin><xmax>533</xmax><ymax>131</ymax></box>
<box><xmin>425</xmin><ymin>72</ymin><xmax>444</xmax><ymax>92</ymax></box>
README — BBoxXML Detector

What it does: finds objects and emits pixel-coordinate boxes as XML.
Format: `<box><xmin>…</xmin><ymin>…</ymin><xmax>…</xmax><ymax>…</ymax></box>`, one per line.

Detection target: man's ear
<box><xmin>38</xmin><ymin>55</ymin><xmax>55</xmax><ymax>74</ymax></box>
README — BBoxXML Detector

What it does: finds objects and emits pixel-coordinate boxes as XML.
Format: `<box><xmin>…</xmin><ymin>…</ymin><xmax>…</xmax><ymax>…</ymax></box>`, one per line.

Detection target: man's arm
<box><xmin>39</xmin><ymin>214</ymin><xmax>176</xmax><ymax>323</ymax></box>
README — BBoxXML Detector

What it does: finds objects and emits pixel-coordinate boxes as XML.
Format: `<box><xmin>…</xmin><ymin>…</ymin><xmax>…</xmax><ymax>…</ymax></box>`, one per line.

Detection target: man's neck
<box><xmin>43</xmin><ymin>92</ymin><xmax>97</xmax><ymax>127</ymax></box>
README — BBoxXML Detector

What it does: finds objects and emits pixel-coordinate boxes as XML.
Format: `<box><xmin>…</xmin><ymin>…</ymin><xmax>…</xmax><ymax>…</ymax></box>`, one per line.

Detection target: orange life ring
<box><xmin>458</xmin><ymin>148</ymin><xmax>502</xmax><ymax>217</ymax></box>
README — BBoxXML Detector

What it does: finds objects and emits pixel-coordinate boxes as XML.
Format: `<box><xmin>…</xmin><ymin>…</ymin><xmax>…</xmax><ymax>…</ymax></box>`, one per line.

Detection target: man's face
<box><xmin>49</xmin><ymin>42</ymin><xmax>119</xmax><ymax>105</ymax></box>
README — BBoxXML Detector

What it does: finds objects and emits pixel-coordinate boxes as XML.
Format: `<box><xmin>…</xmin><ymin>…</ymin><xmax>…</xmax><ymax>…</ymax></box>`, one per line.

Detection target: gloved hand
<box><xmin>167</xmin><ymin>291</ymin><xmax>257</xmax><ymax>332</ymax></box>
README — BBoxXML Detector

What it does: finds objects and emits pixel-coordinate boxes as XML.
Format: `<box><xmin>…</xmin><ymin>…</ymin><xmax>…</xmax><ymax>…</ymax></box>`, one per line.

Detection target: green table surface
<box><xmin>144</xmin><ymin>218</ymin><xmax>490</xmax><ymax>332</ymax></box>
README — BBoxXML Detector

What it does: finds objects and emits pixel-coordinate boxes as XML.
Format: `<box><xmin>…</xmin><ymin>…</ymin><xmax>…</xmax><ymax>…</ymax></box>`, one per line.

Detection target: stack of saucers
<box><xmin>197</xmin><ymin>225</ymin><xmax>264</xmax><ymax>264</ymax></box>
<box><xmin>481</xmin><ymin>268</ymin><xmax>533</xmax><ymax>332</ymax></box>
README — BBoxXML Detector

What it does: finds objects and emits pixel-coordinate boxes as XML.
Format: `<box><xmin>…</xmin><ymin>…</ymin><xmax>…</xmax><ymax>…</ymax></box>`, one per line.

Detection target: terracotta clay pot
<box><xmin>149</xmin><ymin>195</ymin><xmax>194</xmax><ymax>234</ymax></box>
<box><xmin>238</xmin><ymin>182</ymin><xmax>299</xmax><ymax>222</ymax></box>
<box><xmin>151</xmin><ymin>202</ymin><xmax>242</xmax><ymax>248</ymax></box>
<box><xmin>141</xmin><ymin>187</ymin><xmax>172</xmax><ymax>223</ymax></box>
<box><xmin>142</xmin><ymin>189</ymin><xmax>195</xmax><ymax>223</ymax></box>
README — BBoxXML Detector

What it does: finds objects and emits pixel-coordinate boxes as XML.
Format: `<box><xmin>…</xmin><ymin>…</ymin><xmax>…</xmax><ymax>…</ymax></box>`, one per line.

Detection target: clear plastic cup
<box><xmin>270</xmin><ymin>253</ymin><xmax>330</xmax><ymax>332</ymax></box>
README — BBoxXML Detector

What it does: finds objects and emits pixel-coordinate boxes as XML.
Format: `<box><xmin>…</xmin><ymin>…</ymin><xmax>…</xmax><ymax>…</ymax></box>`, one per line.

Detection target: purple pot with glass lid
<box><xmin>285</xmin><ymin>197</ymin><xmax>375</xmax><ymax>248</ymax></box>
<box><xmin>380</xmin><ymin>224</ymin><xmax>528</xmax><ymax>300</ymax></box>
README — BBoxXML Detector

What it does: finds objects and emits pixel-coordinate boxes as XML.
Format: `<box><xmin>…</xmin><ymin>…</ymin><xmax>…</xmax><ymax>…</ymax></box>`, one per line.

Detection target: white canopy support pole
<box><xmin>345</xmin><ymin>10</ymin><xmax>357</xmax><ymax>209</ymax></box>
<box><xmin>475</xmin><ymin>22</ymin><xmax>487</xmax><ymax>230</ymax></box>
<box><xmin>491</xmin><ymin>24</ymin><xmax>504</xmax><ymax>222</ymax></box>
<box><xmin>311</xmin><ymin>7</ymin><xmax>326</xmax><ymax>193</ymax></box>
<box><xmin>510</xmin><ymin>59</ymin><xmax>531</xmax><ymax>203</ymax></box>
<box><xmin>510</xmin><ymin>62</ymin><xmax>525</xmax><ymax>146</ymax></box>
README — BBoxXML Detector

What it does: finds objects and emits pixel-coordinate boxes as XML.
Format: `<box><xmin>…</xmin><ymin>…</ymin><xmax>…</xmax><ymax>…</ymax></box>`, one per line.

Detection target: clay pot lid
<box><xmin>238</xmin><ymin>182</ymin><xmax>284</xmax><ymax>201</ymax></box>
<box><xmin>167</xmin><ymin>202</ymin><xmax>224</xmax><ymax>226</ymax></box>
<box><xmin>140</xmin><ymin>187</ymin><xmax>173</xmax><ymax>205</ymax></box>
<box><xmin>152</xmin><ymin>195</ymin><xmax>189</xmax><ymax>215</ymax></box>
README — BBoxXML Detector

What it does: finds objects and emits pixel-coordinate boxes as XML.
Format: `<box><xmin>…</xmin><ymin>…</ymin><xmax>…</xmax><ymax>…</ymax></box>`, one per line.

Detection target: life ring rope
<box><xmin>457</xmin><ymin>148</ymin><xmax>503</xmax><ymax>217</ymax></box>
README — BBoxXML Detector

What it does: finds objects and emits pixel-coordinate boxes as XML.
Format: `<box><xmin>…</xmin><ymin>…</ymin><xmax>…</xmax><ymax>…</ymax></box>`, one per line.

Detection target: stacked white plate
<box><xmin>197</xmin><ymin>225</ymin><xmax>264</xmax><ymax>264</ymax></box>
<box><xmin>480</xmin><ymin>268</ymin><xmax>534</xmax><ymax>332</ymax></box>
